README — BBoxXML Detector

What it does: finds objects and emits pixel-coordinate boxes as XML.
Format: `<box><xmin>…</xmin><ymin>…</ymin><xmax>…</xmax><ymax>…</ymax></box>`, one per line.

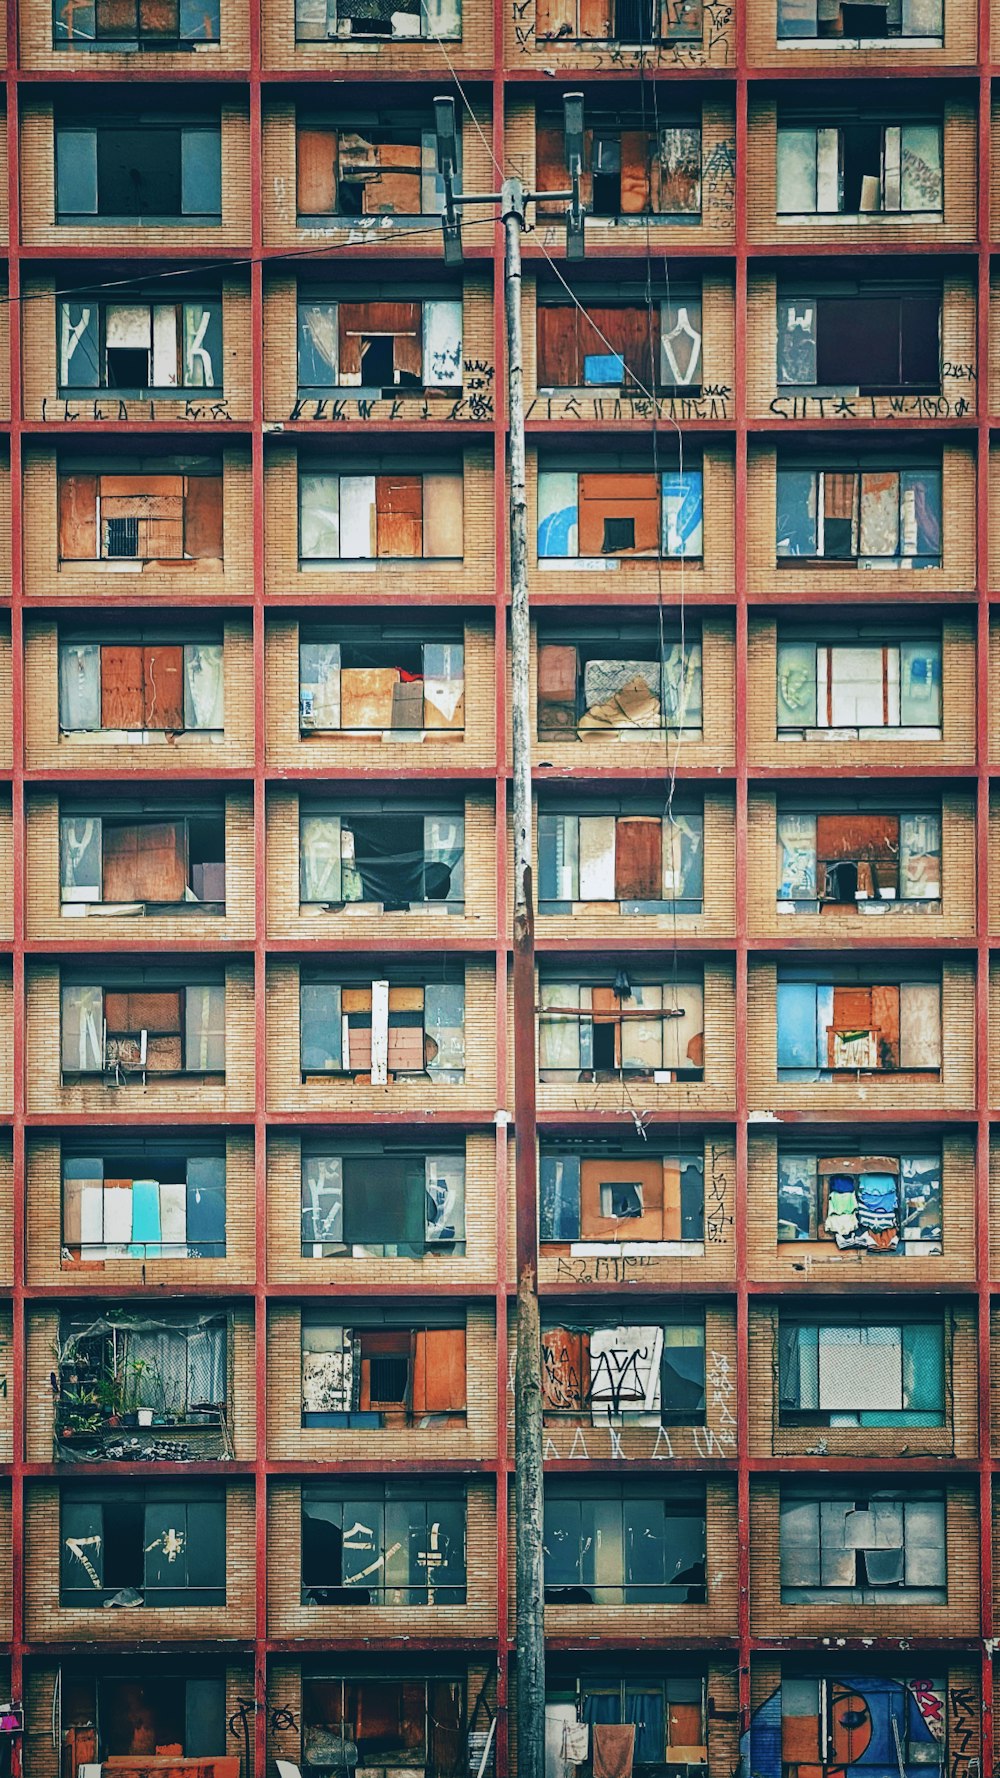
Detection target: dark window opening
<box><xmin>97</xmin><ymin>129</ymin><xmax>182</xmax><ymax>216</ymax></box>
<box><xmin>105</xmin><ymin>347</ymin><xmax>151</xmax><ymax>389</ymax></box>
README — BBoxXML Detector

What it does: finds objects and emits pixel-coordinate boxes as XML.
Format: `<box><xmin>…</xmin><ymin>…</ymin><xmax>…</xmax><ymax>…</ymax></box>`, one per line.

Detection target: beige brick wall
<box><xmin>25</xmin><ymin>789</ymin><xmax>254</xmax><ymax>943</ymax></box>
<box><xmin>748</xmin><ymin>1301</ymin><xmax>978</xmax><ymax>1459</ymax></box>
<box><xmin>26</xmin><ymin>1131</ymin><xmax>255</xmax><ymax>1287</ymax></box>
<box><xmin>23</xmin><ymin>614</ymin><xmax>255</xmax><ymax>772</ymax></box>
<box><xmin>748</xmin><ymin>957</ymin><xmax>975</xmax><ymax>1114</ymax></box>
<box><xmin>749</xmin><ymin>613</ymin><xmax>976</xmax><ymax>771</ymax></box>
<box><xmin>267</xmin><ymin>1300</ymin><xmax>497</xmax><ymax>1461</ymax></box>
<box><xmin>24</xmin><ymin>1479</ymin><xmax>255</xmax><ymax>1641</ymax></box>
<box><xmin>23</xmin><ymin>442</ymin><xmax>252</xmax><ymax>601</ymax></box>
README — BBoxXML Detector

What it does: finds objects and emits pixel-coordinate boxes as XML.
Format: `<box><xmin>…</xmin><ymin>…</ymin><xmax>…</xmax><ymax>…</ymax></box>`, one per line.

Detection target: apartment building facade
<box><xmin>0</xmin><ymin>0</ymin><xmax>992</xmax><ymax>1774</ymax></box>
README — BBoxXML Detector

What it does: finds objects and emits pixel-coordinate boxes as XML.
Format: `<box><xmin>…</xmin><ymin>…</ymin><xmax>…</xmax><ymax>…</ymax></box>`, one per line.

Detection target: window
<box><xmin>301</xmin><ymin>1483</ymin><xmax>466</xmax><ymax>1605</ymax></box>
<box><xmin>777</xmin><ymin>1150</ymin><xmax>942</xmax><ymax>1252</ymax></box>
<box><xmin>540</xmin><ymin>1142</ymin><xmax>705</xmax><ymax>1247</ymax></box>
<box><xmin>776</xmin><ymin>123</ymin><xmax>943</xmax><ymax>216</ymax></box>
<box><xmin>59</xmin><ymin>640</ymin><xmax>224</xmax><ymax>737</ymax></box>
<box><xmin>778</xmin><ymin>1317</ymin><xmax>946</xmax><ymax>1425</ymax></box>
<box><xmin>777</xmin><ymin>0</ymin><xmax>941</xmax><ymax>38</ymax></box>
<box><xmin>776</xmin><ymin>465</ymin><xmax>941</xmax><ymax>564</ymax></box>
<box><xmin>538</xmin><ymin>810</ymin><xmax>703</xmax><ymax>913</ymax></box>
<box><xmin>300</xmin><ymin>975</ymin><xmax>465</xmax><ymax>1082</ymax></box>
<box><xmin>777</xmin><ymin>292</ymin><xmax>940</xmax><ymax>393</ymax></box>
<box><xmin>60</xmin><ymin>812</ymin><xmax>226</xmax><ymax>912</ymax></box>
<box><xmin>536</xmin><ymin>121</ymin><xmax>701</xmax><ymax>219</ymax></box>
<box><xmin>59</xmin><ymin>1670</ymin><xmax>227</xmax><ymax>1761</ymax></box>
<box><xmin>61</xmin><ymin>980</ymin><xmax>226</xmax><ymax>1078</ymax></box>
<box><xmin>534</xmin><ymin>0</ymin><xmax>701</xmax><ymax>39</ymax></box>
<box><xmin>296</xmin><ymin>120</ymin><xmax>458</xmax><ymax>217</ymax></box>
<box><xmin>58</xmin><ymin>462</ymin><xmax>224</xmax><ymax>565</ymax></box>
<box><xmin>298</xmin><ymin>297</ymin><xmax>462</xmax><ymax>394</ymax></box>
<box><xmin>780</xmin><ymin>1491</ymin><xmax>946</xmax><ymax>1602</ymax></box>
<box><xmin>776</xmin><ymin>636</ymin><xmax>941</xmax><ymax>736</ymax></box>
<box><xmin>543</xmin><ymin>1485</ymin><xmax>705</xmax><ymax>1603</ymax></box>
<box><xmin>537</xmin><ymin>296</ymin><xmax>703</xmax><ymax>393</ymax></box>
<box><xmin>300</xmin><ymin>468</ymin><xmax>463</xmax><ymax>562</ymax></box>
<box><xmin>775</xmin><ymin>971</ymin><xmax>941</xmax><ymax>1076</ymax></box>
<box><xmin>776</xmin><ymin>810</ymin><xmax>941</xmax><ymax>910</ymax></box>
<box><xmin>542</xmin><ymin>1319</ymin><xmax>705</xmax><ymax>1424</ymax></box>
<box><xmin>539</xmin><ymin>974</ymin><xmax>704</xmax><ymax>1081</ymax></box>
<box><xmin>296</xmin><ymin>0</ymin><xmax>459</xmax><ymax>37</ymax></box>
<box><xmin>300</xmin><ymin>809</ymin><xmax>464</xmax><ymax>910</ymax></box>
<box><xmin>777</xmin><ymin>1677</ymin><xmax>946</xmax><ymax>1778</ymax></box>
<box><xmin>538</xmin><ymin>468</ymin><xmax>703</xmax><ymax>560</ymax></box>
<box><xmin>59</xmin><ymin>299</ymin><xmax>223</xmax><ymax>393</ymax></box>
<box><xmin>56</xmin><ymin>121</ymin><xmax>222</xmax><ymax>222</ymax></box>
<box><xmin>302</xmin><ymin>1316</ymin><xmax>466</xmax><ymax>1424</ymax></box>
<box><xmin>302</xmin><ymin>1675</ymin><xmax>466</xmax><ymax>1776</ymax></box>
<box><xmin>54</xmin><ymin>0</ymin><xmax>220</xmax><ymax>45</ymax></box>
<box><xmin>56</xmin><ymin>1312</ymin><xmax>228</xmax><ymax>1449</ymax></box>
<box><xmin>61</xmin><ymin>1147</ymin><xmax>226</xmax><ymax>1261</ymax></box>
<box><xmin>301</xmin><ymin>1148</ymin><xmax>466</xmax><ymax>1258</ymax></box>
<box><xmin>299</xmin><ymin>632</ymin><xmax>464</xmax><ymax>737</ymax></box>
<box><xmin>61</xmin><ymin>1486</ymin><xmax>226</xmax><ymax>1606</ymax></box>
<box><xmin>537</xmin><ymin>632</ymin><xmax>702</xmax><ymax>740</ymax></box>
<box><xmin>546</xmin><ymin>1671</ymin><xmax>707</xmax><ymax>1774</ymax></box>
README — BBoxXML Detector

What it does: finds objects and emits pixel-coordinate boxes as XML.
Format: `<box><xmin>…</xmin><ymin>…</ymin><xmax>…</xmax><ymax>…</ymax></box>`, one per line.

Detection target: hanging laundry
<box><xmin>593</xmin><ymin>1724</ymin><xmax>636</xmax><ymax>1778</ymax></box>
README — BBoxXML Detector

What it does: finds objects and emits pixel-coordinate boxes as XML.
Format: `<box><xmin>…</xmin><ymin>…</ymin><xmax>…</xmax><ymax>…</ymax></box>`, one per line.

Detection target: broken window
<box><xmin>546</xmin><ymin>1669</ymin><xmax>707</xmax><ymax>1777</ymax></box>
<box><xmin>299</xmin><ymin>630</ymin><xmax>464</xmax><ymax>737</ymax></box>
<box><xmin>59</xmin><ymin>809</ymin><xmax>226</xmax><ymax>912</ymax></box>
<box><xmin>780</xmin><ymin>1491</ymin><xmax>946</xmax><ymax>1602</ymax></box>
<box><xmin>302</xmin><ymin>1313</ymin><xmax>466</xmax><ymax>1425</ymax></box>
<box><xmin>62</xmin><ymin>1145</ymin><xmax>226</xmax><ymax>1261</ymax></box>
<box><xmin>300</xmin><ymin>466</ymin><xmax>463</xmax><ymax>562</ymax></box>
<box><xmin>775</xmin><ymin>969</ymin><xmax>941</xmax><ymax>1078</ymax></box>
<box><xmin>777</xmin><ymin>1676</ymin><xmax>946</xmax><ymax>1778</ymax></box>
<box><xmin>300</xmin><ymin>808</ymin><xmax>464</xmax><ymax>910</ymax></box>
<box><xmin>777</xmin><ymin>1149</ymin><xmax>942</xmax><ymax>1253</ymax></box>
<box><xmin>58</xmin><ymin>459</ymin><xmax>224</xmax><ymax>565</ymax></box>
<box><xmin>300</xmin><ymin>1146</ymin><xmax>466</xmax><ymax>1258</ymax></box>
<box><xmin>776</xmin><ymin>122</ymin><xmax>943</xmax><ymax>216</ymax></box>
<box><xmin>777</xmin><ymin>290</ymin><xmax>940</xmax><ymax>394</ymax></box>
<box><xmin>59</xmin><ymin>298</ymin><xmax>223</xmax><ymax>392</ymax></box>
<box><xmin>301</xmin><ymin>1482</ymin><xmax>466</xmax><ymax>1605</ymax></box>
<box><xmin>300</xmin><ymin>975</ymin><xmax>465</xmax><ymax>1083</ymax></box>
<box><xmin>61</xmin><ymin>1485</ymin><xmax>226</xmax><ymax>1607</ymax></box>
<box><xmin>536</xmin><ymin>118</ymin><xmax>701</xmax><ymax>218</ymax></box>
<box><xmin>56</xmin><ymin>120</ymin><xmax>222</xmax><ymax>222</ymax></box>
<box><xmin>59</xmin><ymin>637</ymin><xmax>224</xmax><ymax>736</ymax></box>
<box><xmin>776</xmin><ymin>809</ymin><xmax>941</xmax><ymax>911</ymax></box>
<box><xmin>61</xmin><ymin>978</ymin><xmax>226</xmax><ymax>1078</ymax></box>
<box><xmin>538</xmin><ymin>630</ymin><xmax>701</xmax><ymax>741</ymax></box>
<box><xmin>776</xmin><ymin>634</ymin><xmax>942</xmax><ymax>736</ymax></box>
<box><xmin>535</xmin><ymin>0</ymin><xmax>701</xmax><ymax>38</ymax></box>
<box><xmin>775</xmin><ymin>464</ymin><xmax>941</xmax><ymax>564</ymax></box>
<box><xmin>538</xmin><ymin>808</ymin><xmax>703</xmax><ymax>913</ymax></box>
<box><xmin>60</xmin><ymin>1667</ymin><xmax>227</xmax><ymax>1763</ymax></box>
<box><xmin>296</xmin><ymin>118</ymin><xmax>460</xmax><ymax>215</ymax></box>
<box><xmin>778</xmin><ymin>1316</ymin><xmax>946</xmax><ymax>1425</ymax></box>
<box><xmin>55</xmin><ymin>1311</ymin><xmax>229</xmax><ymax>1455</ymax></box>
<box><xmin>295</xmin><ymin>0</ymin><xmax>459</xmax><ymax>38</ymax></box>
<box><xmin>298</xmin><ymin>295</ymin><xmax>462</xmax><ymax>394</ymax></box>
<box><xmin>543</xmin><ymin>1484</ymin><xmax>705</xmax><ymax>1604</ymax></box>
<box><xmin>302</xmin><ymin>1673</ymin><xmax>467</xmax><ymax>1778</ymax></box>
<box><xmin>777</xmin><ymin>0</ymin><xmax>941</xmax><ymax>37</ymax></box>
<box><xmin>539</xmin><ymin>972</ymin><xmax>704</xmax><ymax>1082</ymax></box>
<box><xmin>540</xmin><ymin>1140</ymin><xmax>705</xmax><ymax>1248</ymax></box>
<box><xmin>542</xmin><ymin>1318</ymin><xmax>705</xmax><ymax>1425</ymax></box>
<box><xmin>538</xmin><ymin>294</ymin><xmax>703</xmax><ymax>393</ymax></box>
<box><xmin>538</xmin><ymin>466</ymin><xmax>703</xmax><ymax>560</ymax></box>
<box><xmin>53</xmin><ymin>0</ymin><xmax>220</xmax><ymax>44</ymax></box>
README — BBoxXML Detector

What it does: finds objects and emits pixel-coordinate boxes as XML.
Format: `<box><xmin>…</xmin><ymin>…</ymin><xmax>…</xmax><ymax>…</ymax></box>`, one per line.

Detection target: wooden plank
<box><xmin>578</xmin><ymin>472</ymin><xmax>659</xmax><ymax>555</ymax></box>
<box><xmin>58</xmin><ymin>472</ymin><xmax>98</xmax><ymax>560</ymax></box>
<box><xmin>143</xmin><ymin>644</ymin><xmax>184</xmax><ymax>728</ymax></box>
<box><xmin>423</xmin><ymin>472</ymin><xmax>464</xmax><ymax>557</ymax></box>
<box><xmin>614</xmin><ymin>817</ymin><xmax>662</xmax><ymax>899</ymax></box>
<box><xmin>100</xmin><ymin>644</ymin><xmax>145</xmax><ymax>729</ymax></box>
<box><xmin>413</xmin><ymin>1326</ymin><xmax>467</xmax><ymax>1412</ymax></box>
<box><xmin>102</xmin><ymin>820</ymin><xmax>187</xmax><ymax>902</ymax></box>
<box><xmin>183</xmin><ymin>475</ymin><xmax>224</xmax><ymax>559</ymax></box>
<box><xmin>536</xmin><ymin>305</ymin><xmax>580</xmax><ymax>387</ymax></box>
<box><xmin>297</xmin><ymin>127</ymin><xmax>337</xmax><ymax>213</ymax></box>
<box><xmin>619</xmin><ymin>130</ymin><xmax>651</xmax><ymax>214</ymax></box>
<box><xmin>376</xmin><ymin>474</ymin><xmax>423</xmax><ymax>558</ymax></box>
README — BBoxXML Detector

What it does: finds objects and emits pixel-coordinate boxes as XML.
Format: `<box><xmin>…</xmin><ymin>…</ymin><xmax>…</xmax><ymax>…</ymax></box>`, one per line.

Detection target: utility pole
<box><xmin>434</xmin><ymin>94</ymin><xmax>585</xmax><ymax>1778</ymax></box>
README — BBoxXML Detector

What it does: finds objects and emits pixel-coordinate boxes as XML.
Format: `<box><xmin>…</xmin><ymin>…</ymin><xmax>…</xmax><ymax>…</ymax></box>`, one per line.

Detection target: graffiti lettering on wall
<box><xmin>526</xmin><ymin>388</ymin><xmax>731</xmax><ymax>421</ymax></box>
<box><xmin>742</xmin><ymin>1675</ymin><xmax>965</xmax><ymax>1778</ymax></box>
<box><xmin>769</xmin><ymin>394</ymin><xmax>972</xmax><ymax>421</ymax></box>
<box><xmin>555</xmin><ymin>1254</ymin><xmax>657</xmax><ymax>1284</ymax></box>
<box><xmin>288</xmin><ymin>362</ymin><xmax>495</xmax><ymax>424</ymax></box>
<box><xmin>41</xmin><ymin>397</ymin><xmax>233</xmax><ymax>422</ymax></box>
<box><xmin>707</xmin><ymin>1143</ymin><xmax>733</xmax><ymax>1245</ymax></box>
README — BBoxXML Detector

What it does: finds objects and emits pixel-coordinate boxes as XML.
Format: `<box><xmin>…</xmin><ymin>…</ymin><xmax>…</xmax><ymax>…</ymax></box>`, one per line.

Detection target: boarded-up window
<box><xmin>535</xmin><ymin>0</ymin><xmax>700</xmax><ymax>37</ymax></box>
<box><xmin>776</xmin><ymin>122</ymin><xmax>942</xmax><ymax>215</ymax></box>
<box><xmin>300</xmin><ymin>469</ymin><xmax>463</xmax><ymax>561</ymax></box>
<box><xmin>777</xmin><ymin>0</ymin><xmax>941</xmax><ymax>37</ymax></box>
<box><xmin>298</xmin><ymin>297</ymin><xmax>462</xmax><ymax>392</ymax></box>
<box><xmin>301</xmin><ymin>1150</ymin><xmax>466</xmax><ymax>1257</ymax></box>
<box><xmin>301</xmin><ymin>1484</ymin><xmax>466</xmax><ymax>1605</ymax></box>
<box><xmin>540</xmin><ymin>1147</ymin><xmax>704</xmax><ymax>1246</ymax></box>
<box><xmin>60</xmin><ymin>813</ymin><xmax>225</xmax><ymax>908</ymax></box>
<box><xmin>62</xmin><ymin>1150</ymin><xmax>226</xmax><ymax>1260</ymax></box>
<box><xmin>542</xmin><ymin>1319</ymin><xmax>705</xmax><ymax>1424</ymax></box>
<box><xmin>58</xmin><ymin>468</ymin><xmax>224</xmax><ymax>564</ymax></box>
<box><xmin>54</xmin><ymin>0</ymin><xmax>221</xmax><ymax>42</ymax></box>
<box><xmin>539</xmin><ymin>978</ymin><xmax>704</xmax><ymax>1079</ymax></box>
<box><xmin>296</xmin><ymin>123</ymin><xmax>459</xmax><ymax>213</ymax></box>
<box><xmin>538</xmin><ymin>468</ymin><xmax>702</xmax><ymax>560</ymax></box>
<box><xmin>776</xmin><ymin>976</ymin><xmax>942</xmax><ymax>1076</ymax></box>
<box><xmin>539</xmin><ymin>810</ymin><xmax>703</xmax><ymax>910</ymax></box>
<box><xmin>300</xmin><ymin>979</ymin><xmax>466</xmax><ymax>1082</ymax></box>
<box><xmin>776</xmin><ymin>637</ymin><xmax>942</xmax><ymax>735</ymax></box>
<box><xmin>59</xmin><ymin>298</ymin><xmax>222</xmax><ymax>391</ymax></box>
<box><xmin>536</xmin><ymin>122</ymin><xmax>701</xmax><ymax>219</ymax></box>
<box><xmin>538</xmin><ymin>299</ymin><xmax>702</xmax><ymax>393</ymax></box>
<box><xmin>776</xmin><ymin>466</ymin><xmax>941</xmax><ymax>563</ymax></box>
<box><xmin>776</xmin><ymin>808</ymin><xmax>941</xmax><ymax>908</ymax></box>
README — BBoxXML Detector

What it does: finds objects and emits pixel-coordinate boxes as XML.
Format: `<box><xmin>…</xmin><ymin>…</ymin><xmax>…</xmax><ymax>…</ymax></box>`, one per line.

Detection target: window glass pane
<box><xmin>57</xmin><ymin>130</ymin><xmax>99</xmax><ymax>215</ymax></box>
<box><xmin>181</xmin><ymin>129</ymin><xmax>222</xmax><ymax>217</ymax></box>
<box><xmin>301</xmin><ymin>983</ymin><xmax>343</xmax><ymax>1072</ymax></box>
<box><xmin>302</xmin><ymin>1155</ymin><xmax>344</xmax><ymax>1252</ymax></box>
<box><xmin>902</xmin><ymin>1323</ymin><xmax>944</xmax><ymax>1409</ymax></box>
<box><xmin>899</xmin><ymin>642</ymin><xmax>941</xmax><ymax>727</ymax></box>
<box><xmin>776</xmin><ymin>130</ymin><xmax>817</xmax><ymax>213</ymax></box>
<box><xmin>59</xmin><ymin>646</ymin><xmax>102</xmax><ymax>731</ymax></box>
<box><xmin>183</xmin><ymin>304</ymin><xmax>222</xmax><ymax>388</ymax></box>
<box><xmin>60</xmin><ymin>302</ymin><xmax>100</xmax><ymax>387</ymax></box>
<box><xmin>183</xmin><ymin>643</ymin><xmax>225</xmax><ymax>729</ymax></box>
<box><xmin>777</xmin><ymin>470</ymin><xmax>818</xmax><ymax>556</ymax></box>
